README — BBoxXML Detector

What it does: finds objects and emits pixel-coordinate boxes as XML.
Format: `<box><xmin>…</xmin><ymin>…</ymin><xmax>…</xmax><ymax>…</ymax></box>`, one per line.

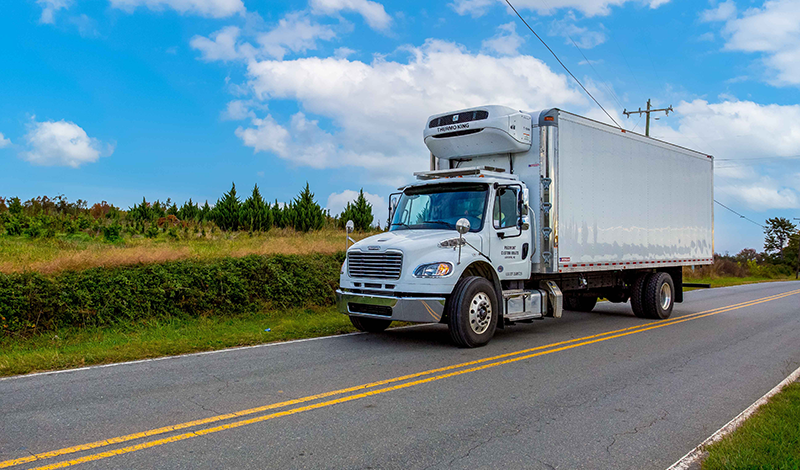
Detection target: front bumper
<box><xmin>336</xmin><ymin>290</ymin><xmax>447</xmax><ymax>323</ymax></box>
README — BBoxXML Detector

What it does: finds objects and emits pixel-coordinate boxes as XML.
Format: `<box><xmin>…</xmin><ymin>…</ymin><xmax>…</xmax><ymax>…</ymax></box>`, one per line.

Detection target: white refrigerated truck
<box><xmin>336</xmin><ymin>105</ymin><xmax>714</xmax><ymax>347</ymax></box>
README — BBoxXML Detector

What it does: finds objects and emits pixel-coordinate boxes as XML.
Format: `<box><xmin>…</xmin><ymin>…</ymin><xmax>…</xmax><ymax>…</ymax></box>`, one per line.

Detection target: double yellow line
<box><xmin>4</xmin><ymin>288</ymin><xmax>799</xmax><ymax>470</ymax></box>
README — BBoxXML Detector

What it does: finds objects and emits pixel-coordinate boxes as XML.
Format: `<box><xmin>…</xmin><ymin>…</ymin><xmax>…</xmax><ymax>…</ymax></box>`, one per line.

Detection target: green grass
<box><xmin>0</xmin><ymin>307</ymin><xmax>356</xmax><ymax>377</ymax></box>
<box><xmin>702</xmin><ymin>382</ymin><xmax>800</xmax><ymax>469</ymax></box>
<box><xmin>683</xmin><ymin>276</ymin><xmax>795</xmax><ymax>289</ymax></box>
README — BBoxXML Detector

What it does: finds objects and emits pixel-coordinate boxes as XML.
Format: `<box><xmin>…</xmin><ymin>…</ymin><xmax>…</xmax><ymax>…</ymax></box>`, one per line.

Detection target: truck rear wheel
<box><xmin>447</xmin><ymin>276</ymin><xmax>498</xmax><ymax>348</ymax></box>
<box><xmin>564</xmin><ymin>295</ymin><xmax>597</xmax><ymax>312</ymax></box>
<box><xmin>641</xmin><ymin>272</ymin><xmax>675</xmax><ymax>319</ymax></box>
<box><xmin>630</xmin><ymin>273</ymin><xmax>650</xmax><ymax>318</ymax></box>
<box><xmin>349</xmin><ymin>316</ymin><xmax>392</xmax><ymax>333</ymax></box>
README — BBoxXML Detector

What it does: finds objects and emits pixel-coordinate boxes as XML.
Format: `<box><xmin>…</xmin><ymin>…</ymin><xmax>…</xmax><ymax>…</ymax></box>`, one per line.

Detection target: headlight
<box><xmin>414</xmin><ymin>262</ymin><xmax>453</xmax><ymax>278</ymax></box>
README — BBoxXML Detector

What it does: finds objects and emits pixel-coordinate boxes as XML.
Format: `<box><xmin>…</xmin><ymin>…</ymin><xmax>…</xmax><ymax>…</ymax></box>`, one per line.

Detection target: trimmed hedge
<box><xmin>0</xmin><ymin>253</ymin><xmax>344</xmax><ymax>336</ymax></box>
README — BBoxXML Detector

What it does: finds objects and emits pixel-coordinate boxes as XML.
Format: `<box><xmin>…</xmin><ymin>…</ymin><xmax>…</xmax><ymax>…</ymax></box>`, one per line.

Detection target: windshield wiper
<box><xmin>391</xmin><ymin>222</ymin><xmax>411</xmax><ymax>228</ymax></box>
<box><xmin>421</xmin><ymin>220</ymin><xmax>453</xmax><ymax>227</ymax></box>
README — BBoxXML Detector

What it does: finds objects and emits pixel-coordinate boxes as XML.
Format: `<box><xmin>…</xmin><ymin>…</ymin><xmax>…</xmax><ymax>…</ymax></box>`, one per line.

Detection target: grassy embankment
<box><xmin>0</xmin><ymin>229</ymin><xmax>371</xmax><ymax>274</ymax></box>
<box><xmin>702</xmin><ymin>381</ymin><xmax>800</xmax><ymax>469</ymax></box>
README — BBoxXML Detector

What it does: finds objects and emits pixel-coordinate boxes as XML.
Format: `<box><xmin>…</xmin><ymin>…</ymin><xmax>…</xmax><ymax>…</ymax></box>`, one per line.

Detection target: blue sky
<box><xmin>1</xmin><ymin>0</ymin><xmax>799</xmax><ymax>254</ymax></box>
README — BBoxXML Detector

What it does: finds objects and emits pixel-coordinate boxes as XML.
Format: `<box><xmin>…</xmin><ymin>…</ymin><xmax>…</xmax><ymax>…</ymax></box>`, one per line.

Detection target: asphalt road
<box><xmin>2</xmin><ymin>281</ymin><xmax>800</xmax><ymax>470</ymax></box>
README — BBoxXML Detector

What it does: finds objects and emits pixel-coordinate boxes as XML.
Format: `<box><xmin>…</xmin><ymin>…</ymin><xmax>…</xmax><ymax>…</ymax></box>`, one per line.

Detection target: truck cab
<box><xmin>337</xmin><ymin>106</ymin><xmax>550</xmax><ymax>347</ymax></box>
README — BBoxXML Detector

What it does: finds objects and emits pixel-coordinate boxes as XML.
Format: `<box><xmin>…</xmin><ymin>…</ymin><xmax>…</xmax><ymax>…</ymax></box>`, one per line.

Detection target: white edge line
<box><xmin>666</xmin><ymin>364</ymin><xmax>800</xmax><ymax>470</ymax></box>
<box><xmin>0</xmin><ymin>324</ymin><xmax>431</xmax><ymax>382</ymax></box>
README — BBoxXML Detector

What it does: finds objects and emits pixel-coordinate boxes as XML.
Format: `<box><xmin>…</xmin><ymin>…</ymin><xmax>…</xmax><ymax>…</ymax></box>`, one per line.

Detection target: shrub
<box><xmin>0</xmin><ymin>253</ymin><xmax>345</xmax><ymax>336</ymax></box>
<box><xmin>102</xmin><ymin>223</ymin><xmax>123</xmax><ymax>243</ymax></box>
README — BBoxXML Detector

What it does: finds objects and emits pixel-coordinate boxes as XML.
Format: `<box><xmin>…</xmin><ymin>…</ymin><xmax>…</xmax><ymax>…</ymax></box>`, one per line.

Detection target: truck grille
<box><xmin>347</xmin><ymin>251</ymin><xmax>403</xmax><ymax>280</ymax></box>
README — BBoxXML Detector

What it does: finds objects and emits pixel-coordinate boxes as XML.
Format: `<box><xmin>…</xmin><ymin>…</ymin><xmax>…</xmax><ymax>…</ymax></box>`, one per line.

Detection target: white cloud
<box><xmin>481</xmin><ymin>22</ymin><xmax>524</xmax><ymax>56</ymax></box>
<box><xmin>701</xmin><ymin>0</ymin><xmax>736</xmax><ymax>22</ymax></box>
<box><xmin>257</xmin><ymin>12</ymin><xmax>336</xmax><ymax>60</ymax></box>
<box><xmin>334</xmin><ymin>47</ymin><xmax>357</xmax><ymax>58</ymax></box>
<box><xmin>109</xmin><ymin>0</ymin><xmax>244</xmax><ymax>18</ymax></box>
<box><xmin>236</xmin><ymin>113</ymin><xmax>339</xmax><ymax>169</ymax></box>
<box><xmin>37</xmin><ymin>0</ymin><xmax>72</xmax><ymax>24</ymax></box>
<box><xmin>221</xmin><ymin>100</ymin><xmax>255</xmax><ymax>120</ymax></box>
<box><xmin>550</xmin><ymin>12</ymin><xmax>606</xmax><ymax>49</ymax></box>
<box><xmin>450</xmin><ymin>0</ymin><xmax>670</xmax><ymax>18</ymax></box>
<box><xmin>232</xmin><ymin>39</ymin><xmax>585</xmax><ymax>185</ymax></box>
<box><xmin>326</xmin><ymin>189</ymin><xmax>387</xmax><ymax>225</ymax></box>
<box><xmin>190</xmin><ymin>26</ymin><xmax>251</xmax><ymax>62</ymax></box>
<box><xmin>69</xmin><ymin>14</ymin><xmax>100</xmax><ymax>38</ymax></box>
<box><xmin>23</xmin><ymin>120</ymin><xmax>113</xmax><ymax>168</ymax></box>
<box><xmin>191</xmin><ymin>13</ymin><xmax>337</xmax><ymax>62</ymax></box>
<box><xmin>651</xmin><ymin>99</ymin><xmax>800</xmax><ymax>210</ymax></box>
<box><xmin>309</xmin><ymin>0</ymin><xmax>392</xmax><ymax>31</ymax></box>
<box><xmin>654</xmin><ymin>99</ymin><xmax>800</xmax><ymax>161</ymax></box>
<box><xmin>704</xmin><ymin>0</ymin><xmax>800</xmax><ymax>86</ymax></box>
<box><xmin>717</xmin><ymin>182</ymin><xmax>799</xmax><ymax>210</ymax></box>
<box><xmin>0</xmin><ymin>133</ymin><xmax>11</xmax><ymax>148</ymax></box>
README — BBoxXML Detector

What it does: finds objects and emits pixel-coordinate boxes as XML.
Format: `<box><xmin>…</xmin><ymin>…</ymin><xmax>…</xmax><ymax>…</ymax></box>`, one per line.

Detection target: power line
<box><xmin>503</xmin><ymin>0</ymin><xmax>622</xmax><ymax>129</ymax></box>
<box><xmin>714</xmin><ymin>199</ymin><xmax>764</xmax><ymax>229</ymax></box>
<box><xmin>532</xmin><ymin>0</ymin><xmax>626</xmax><ymax>113</ymax></box>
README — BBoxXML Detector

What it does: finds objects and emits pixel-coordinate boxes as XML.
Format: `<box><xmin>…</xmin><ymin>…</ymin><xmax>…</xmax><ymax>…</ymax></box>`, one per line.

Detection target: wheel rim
<box><xmin>660</xmin><ymin>282</ymin><xmax>672</xmax><ymax>310</ymax></box>
<box><xmin>469</xmin><ymin>292</ymin><xmax>492</xmax><ymax>335</ymax></box>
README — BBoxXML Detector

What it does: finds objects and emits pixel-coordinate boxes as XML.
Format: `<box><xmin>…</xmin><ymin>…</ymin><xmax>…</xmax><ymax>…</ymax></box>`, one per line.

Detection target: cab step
<box><xmin>502</xmin><ymin>289</ymin><xmax>545</xmax><ymax>323</ymax></box>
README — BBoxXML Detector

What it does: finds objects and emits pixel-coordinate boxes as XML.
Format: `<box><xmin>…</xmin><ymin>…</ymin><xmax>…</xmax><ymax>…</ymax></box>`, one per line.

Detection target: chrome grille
<box><xmin>347</xmin><ymin>251</ymin><xmax>403</xmax><ymax>280</ymax></box>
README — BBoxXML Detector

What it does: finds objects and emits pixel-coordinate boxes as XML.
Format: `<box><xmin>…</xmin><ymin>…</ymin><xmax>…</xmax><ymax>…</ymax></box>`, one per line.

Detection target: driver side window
<box><xmin>493</xmin><ymin>188</ymin><xmax>519</xmax><ymax>229</ymax></box>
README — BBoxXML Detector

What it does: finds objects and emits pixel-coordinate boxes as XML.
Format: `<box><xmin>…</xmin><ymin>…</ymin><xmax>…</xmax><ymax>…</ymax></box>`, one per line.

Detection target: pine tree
<box><xmin>214</xmin><ymin>182</ymin><xmax>241</xmax><ymax>231</ymax></box>
<box><xmin>271</xmin><ymin>200</ymin><xmax>284</xmax><ymax>228</ymax></box>
<box><xmin>167</xmin><ymin>203</ymin><xmax>179</xmax><ymax>217</ymax></box>
<box><xmin>8</xmin><ymin>197</ymin><xmax>22</xmax><ymax>215</ymax></box>
<box><xmin>178</xmin><ymin>198</ymin><xmax>199</xmax><ymax>221</ymax></box>
<box><xmin>201</xmin><ymin>201</ymin><xmax>211</xmax><ymax>222</ymax></box>
<box><xmin>241</xmin><ymin>184</ymin><xmax>272</xmax><ymax>232</ymax></box>
<box><xmin>339</xmin><ymin>189</ymin><xmax>374</xmax><ymax>232</ymax></box>
<box><xmin>291</xmin><ymin>183</ymin><xmax>324</xmax><ymax>232</ymax></box>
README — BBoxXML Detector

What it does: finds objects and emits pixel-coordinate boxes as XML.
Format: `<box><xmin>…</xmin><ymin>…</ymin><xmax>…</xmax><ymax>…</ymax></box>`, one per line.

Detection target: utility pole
<box><xmin>623</xmin><ymin>99</ymin><xmax>673</xmax><ymax>137</ymax></box>
<box><xmin>794</xmin><ymin>218</ymin><xmax>800</xmax><ymax>279</ymax></box>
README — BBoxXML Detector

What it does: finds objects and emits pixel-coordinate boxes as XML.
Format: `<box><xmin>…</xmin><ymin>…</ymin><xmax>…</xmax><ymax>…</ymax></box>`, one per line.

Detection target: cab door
<box><xmin>489</xmin><ymin>185</ymin><xmax>532</xmax><ymax>280</ymax></box>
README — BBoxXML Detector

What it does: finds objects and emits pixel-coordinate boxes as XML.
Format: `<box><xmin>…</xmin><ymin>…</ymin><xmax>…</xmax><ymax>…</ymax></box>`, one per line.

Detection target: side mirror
<box><xmin>456</xmin><ymin>218</ymin><xmax>470</xmax><ymax>235</ymax></box>
<box><xmin>345</xmin><ymin>220</ymin><xmax>355</xmax><ymax>250</ymax></box>
<box><xmin>388</xmin><ymin>193</ymin><xmax>400</xmax><ymax>225</ymax></box>
<box><xmin>521</xmin><ymin>187</ymin><xmax>530</xmax><ymax>213</ymax></box>
<box><xmin>455</xmin><ymin>218</ymin><xmax>470</xmax><ymax>265</ymax></box>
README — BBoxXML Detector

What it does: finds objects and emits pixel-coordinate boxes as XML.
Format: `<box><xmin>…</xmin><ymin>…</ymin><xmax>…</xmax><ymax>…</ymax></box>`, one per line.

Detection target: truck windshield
<box><xmin>390</xmin><ymin>183</ymin><xmax>488</xmax><ymax>232</ymax></box>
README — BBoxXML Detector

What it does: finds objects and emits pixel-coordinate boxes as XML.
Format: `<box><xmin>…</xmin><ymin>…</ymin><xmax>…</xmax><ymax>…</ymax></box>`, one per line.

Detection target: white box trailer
<box><xmin>337</xmin><ymin>105</ymin><xmax>714</xmax><ymax>347</ymax></box>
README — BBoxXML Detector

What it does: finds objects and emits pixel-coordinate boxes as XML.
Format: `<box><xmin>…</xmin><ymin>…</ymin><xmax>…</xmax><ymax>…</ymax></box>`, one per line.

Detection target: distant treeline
<box><xmin>0</xmin><ymin>183</ymin><xmax>376</xmax><ymax>241</ymax></box>
<box><xmin>689</xmin><ymin>217</ymin><xmax>799</xmax><ymax>278</ymax></box>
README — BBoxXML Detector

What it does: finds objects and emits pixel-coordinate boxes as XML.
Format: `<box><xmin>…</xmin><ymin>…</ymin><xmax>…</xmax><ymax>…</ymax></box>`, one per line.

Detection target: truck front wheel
<box><xmin>447</xmin><ymin>276</ymin><xmax>498</xmax><ymax>348</ymax></box>
<box><xmin>349</xmin><ymin>316</ymin><xmax>392</xmax><ymax>333</ymax></box>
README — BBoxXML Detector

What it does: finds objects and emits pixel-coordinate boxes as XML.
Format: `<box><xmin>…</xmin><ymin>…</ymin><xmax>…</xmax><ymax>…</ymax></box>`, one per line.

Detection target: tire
<box><xmin>446</xmin><ymin>276</ymin><xmax>498</xmax><ymax>348</ymax></box>
<box><xmin>630</xmin><ymin>273</ymin><xmax>650</xmax><ymax>318</ymax></box>
<box><xmin>349</xmin><ymin>315</ymin><xmax>392</xmax><ymax>333</ymax></box>
<box><xmin>564</xmin><ymin>295</ymin><xmax>598</xmax><ymax>312</ymax></box>
<box><xmin>641</xmin><ymin>272</ymin><xmax>675</xmax><ymax>319</ymax></box>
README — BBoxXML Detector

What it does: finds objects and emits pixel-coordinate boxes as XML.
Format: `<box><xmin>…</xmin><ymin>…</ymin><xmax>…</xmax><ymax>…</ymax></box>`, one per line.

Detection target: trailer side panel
<box><xmin>554</xmin><ymin>112</ymin><xmax>713</xmax><ymax>273</ymax></box>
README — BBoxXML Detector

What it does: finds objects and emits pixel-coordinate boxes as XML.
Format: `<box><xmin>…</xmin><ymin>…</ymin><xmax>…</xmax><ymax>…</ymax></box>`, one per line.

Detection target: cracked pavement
<box><xmin>1</xmin><ymin>281</ymin><xmax>799</xmax><ymax>469</ymax></box>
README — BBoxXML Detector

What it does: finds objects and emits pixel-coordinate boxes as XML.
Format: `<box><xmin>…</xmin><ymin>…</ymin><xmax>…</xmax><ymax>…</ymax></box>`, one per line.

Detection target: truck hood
<box><xmin>349</xmin><ymin>229</ymin><xmax>483</xmax><ymax>254</ymax></box>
